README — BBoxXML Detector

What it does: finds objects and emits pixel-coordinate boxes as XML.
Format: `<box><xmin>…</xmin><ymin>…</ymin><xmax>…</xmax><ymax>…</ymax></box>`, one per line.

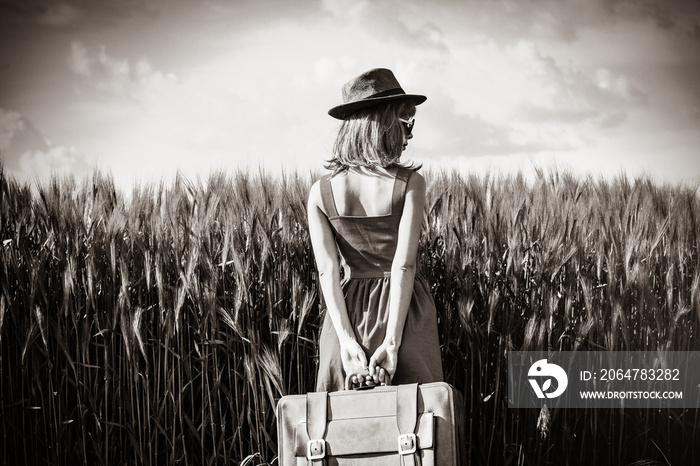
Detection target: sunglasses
<box><xmin>399</xmin><ymin>118</ymin><xmax>415</xmax><ymax>135</ymax></box>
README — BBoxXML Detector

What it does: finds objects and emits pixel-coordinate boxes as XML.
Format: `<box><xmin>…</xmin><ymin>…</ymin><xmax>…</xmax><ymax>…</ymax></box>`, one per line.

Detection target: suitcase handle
<box><xmin>344</xmin><ymin>372</ymin><xmax>388</xmax><ymax>391</ymax></box>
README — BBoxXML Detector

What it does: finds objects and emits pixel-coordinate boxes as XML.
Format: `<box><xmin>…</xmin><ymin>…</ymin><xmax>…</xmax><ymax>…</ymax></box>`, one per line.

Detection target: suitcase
<box><xmin>276</xmin><ymin>382</ymin><xmax>465</xmax><ymax>465</ymax></box>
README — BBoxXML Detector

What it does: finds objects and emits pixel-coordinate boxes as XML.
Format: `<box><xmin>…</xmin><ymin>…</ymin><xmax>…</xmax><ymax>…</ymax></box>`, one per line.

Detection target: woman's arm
<box><xmin>307</xmin><ymin>181</ymin><xmax>369</xmax><ymax>380</ymax></box>
<box><xmin>369</xmin><ymin>171</ymin><xmax>426</xmax><ymax>383</ymax></box>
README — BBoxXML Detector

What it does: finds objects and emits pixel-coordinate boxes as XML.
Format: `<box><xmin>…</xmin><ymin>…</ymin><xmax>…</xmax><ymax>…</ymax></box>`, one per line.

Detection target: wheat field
<box><xmin>0</xmin><ymin>165</ymin><xmax>698</xmax><ymax>465</ymax></box>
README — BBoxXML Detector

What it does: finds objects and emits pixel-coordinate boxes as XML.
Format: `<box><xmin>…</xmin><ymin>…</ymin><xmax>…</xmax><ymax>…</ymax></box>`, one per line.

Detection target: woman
<box><xmin>308</xmin><ymin>68</ymin><xmax>443</xmax><ymax>391</ymax></box>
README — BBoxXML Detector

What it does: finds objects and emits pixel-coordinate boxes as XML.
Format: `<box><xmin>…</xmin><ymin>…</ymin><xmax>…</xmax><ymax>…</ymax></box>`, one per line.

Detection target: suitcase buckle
<box><xmin>398</xmin><ymin>433</ymin><xmax>417</xmax><ymax>455</ymax></box>
<box><xmin>307</xmin><ymin>439</ymin><xmax>326</xmax><ymax>460</ymax></box>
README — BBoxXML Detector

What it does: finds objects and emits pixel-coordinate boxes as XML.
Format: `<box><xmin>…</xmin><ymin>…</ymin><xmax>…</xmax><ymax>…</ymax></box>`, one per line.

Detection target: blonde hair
<box><xmin>325</xmin><ymin>100</ymin><xmax>419</xmax><ymax>172</ymax></box>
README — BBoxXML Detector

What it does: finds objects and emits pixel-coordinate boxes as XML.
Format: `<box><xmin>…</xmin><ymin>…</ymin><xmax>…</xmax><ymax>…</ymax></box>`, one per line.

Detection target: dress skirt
<box><xmin>315</xmin><ymin>274</ymin><xmax>444</xmax><ymax>392</ymax></box>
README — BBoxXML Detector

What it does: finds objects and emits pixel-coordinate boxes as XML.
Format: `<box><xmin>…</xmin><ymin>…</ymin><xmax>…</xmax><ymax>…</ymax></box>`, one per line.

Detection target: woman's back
<box><xmin>320</xmin><ymin>167</ymin><xmax>415</xmax><ymax>279</ymax></box>
<box><xmin>329</xmin><ymin>167</ymin><xmax>399</xmax><ymax>217</ymax></box>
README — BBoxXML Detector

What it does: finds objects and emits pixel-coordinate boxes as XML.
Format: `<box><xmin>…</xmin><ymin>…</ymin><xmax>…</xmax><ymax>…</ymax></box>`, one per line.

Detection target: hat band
<box><xmin>361</xmin><ymin>88</ymin><xmax>405</xmax><ymax>100</ymax></box>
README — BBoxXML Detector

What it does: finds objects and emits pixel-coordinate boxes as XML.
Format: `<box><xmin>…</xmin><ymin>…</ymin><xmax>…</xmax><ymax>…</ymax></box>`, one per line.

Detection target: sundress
<box><xmin>315</xmin><ymin>167</ymin><xmax>444</xmax><ymax>392</ymax></box>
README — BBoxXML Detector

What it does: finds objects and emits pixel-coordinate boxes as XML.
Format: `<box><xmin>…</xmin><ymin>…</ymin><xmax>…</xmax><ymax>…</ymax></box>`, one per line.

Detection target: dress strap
<box><xmin>391</xmin><ymin>167</ymin><xmax>414</xmax><ymax>215</ymax></box>
<box><xmin>319</xmin><ymin>174</ymin><xmax>339</xmax><ymax>218</ymax></box>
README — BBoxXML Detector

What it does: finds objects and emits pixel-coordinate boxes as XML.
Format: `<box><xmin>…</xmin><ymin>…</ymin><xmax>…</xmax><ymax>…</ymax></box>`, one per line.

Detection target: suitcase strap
<box><xmin>306</xmin><ymin>391</ymin><xmax>327</xmax><ymax>466</ymax></box>
<box><xmin>304</xmin><ymin>384</ymin><xmax>422</xmax><ymax>465</ymax></box>
<box><xmin>397</xmin><ymin>384</ymin><xmax>420</xmax><ymax>466</ymax></box>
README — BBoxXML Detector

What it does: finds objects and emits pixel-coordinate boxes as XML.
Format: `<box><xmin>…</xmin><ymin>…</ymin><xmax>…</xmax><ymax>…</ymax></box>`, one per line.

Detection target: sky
<box><xmin>1</xmin><ymin>0</ymin><xmax>699</xmax><ymax>190</ymax></box>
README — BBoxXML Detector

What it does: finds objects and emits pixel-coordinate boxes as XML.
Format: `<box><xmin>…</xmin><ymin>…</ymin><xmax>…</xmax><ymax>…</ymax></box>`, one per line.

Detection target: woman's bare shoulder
<box><xmin>308</xmin><ymin>179</ymin><xmax>323</xmax><ymax>206</ymax></box>
<box><xmin>406</xmin><ymin>169</ymin><xmax>426</xmax><ymax>192</ymax></box>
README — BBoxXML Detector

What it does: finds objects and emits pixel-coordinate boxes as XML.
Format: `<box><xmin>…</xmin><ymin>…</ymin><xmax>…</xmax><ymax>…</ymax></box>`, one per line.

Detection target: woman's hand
<box><xmin>369</xmin><ymin>341</ymin><xmax>399</xmax><ymax>385</ymax></box>
<box><xmin>340</xmin><ymin>338</ymin><xmax>369</xmax><ymax>381</ymax></box>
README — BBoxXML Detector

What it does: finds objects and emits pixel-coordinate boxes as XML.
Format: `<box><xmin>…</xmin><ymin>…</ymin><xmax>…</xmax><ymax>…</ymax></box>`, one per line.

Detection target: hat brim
<box><xmin>328</xmin><ymin>94</ymin><xmax>427</xmax><ymax>120</ymax></box>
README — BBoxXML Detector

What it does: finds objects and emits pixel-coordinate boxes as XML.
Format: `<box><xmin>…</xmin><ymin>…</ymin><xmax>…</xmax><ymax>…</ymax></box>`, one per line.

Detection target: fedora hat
<box><xmin>328</xmin><ymin>68</ymin><xmax>427</xmax><ymax>120</ymax></box>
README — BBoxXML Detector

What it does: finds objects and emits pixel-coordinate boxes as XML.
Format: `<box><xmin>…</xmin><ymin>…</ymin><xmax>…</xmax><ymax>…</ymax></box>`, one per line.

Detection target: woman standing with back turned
<box><xmin>308</xmin><ymin>68</ymin><xmax>444</xmax><ymax>391</ymax></box>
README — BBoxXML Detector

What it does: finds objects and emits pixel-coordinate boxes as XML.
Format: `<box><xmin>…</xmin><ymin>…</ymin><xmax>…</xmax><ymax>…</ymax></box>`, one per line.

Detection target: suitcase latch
<box><xmin>307</xmin><ymin>439</ymin><xmax>326</xmax><ymax>460</ymax></box>
<box><xmin>398</xmin><ymin>433</ymin><xmax>417</xmax><ymax>455</ymax></box>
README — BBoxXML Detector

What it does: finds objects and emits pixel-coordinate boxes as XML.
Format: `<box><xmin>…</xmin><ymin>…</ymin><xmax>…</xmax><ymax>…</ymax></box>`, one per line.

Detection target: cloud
<box><xmin>19</xmin><ymin>146</ymin><xmax>95</xmax><ymax>181</ymax></box>
<box><xmin>407</xmin><ymin>34</ymin><xmax>654</xmax><ymax>162</ymax></box>
<box><xmin>507</xmin><ymin>48</ymin><xmax>646</xmax><ymax>130</ymax></box>
<box><xmin>68</xmin><ymin>41</ymin><xmax>91</xmax><ymax>76</ymax></box>
<box><xmin>0</xmin><ymin>108</ymin><xmax>94</xmax><ymax>182</ymax></box>
<box><xmin>36</xmin><ymin>3</ymin><xmax>83</xmax><ymax>26</ymax></box>
<box><xmin>690</xmin><ymin>20</ymin><xmax>700</xmax><ymax>39</ymax></box>
<box><xmin>0</xmin><ymin>109</ymin><xmax>28</xmax><ymax>150</ymax></box>
<box><xmin>594</xmin><ymin>68</ymin><xmax>648</xmax><ymax>103</ymax></box>
<box><xmin>429</xmin><ymin>37</ymin><xmax>646</xmax><ymax>126</ymax></box>
<box><xmin>385</xmin><ymin>0</ymin><xmax>700</xmax><ymax>48</ymax></box>
<box><xmin>56</xmin><ymin>34</ymin><xmax>333</xmax><ymax>183</ymax></box>
<box><xmin>67</xmin><ymin>42</ymin><xmax>179</xmax><ymax>102</ymax></box>
<box><xmin>0</xmin><ymin>109</ymin><xmax>50</xmax><ymax>166</ymax></box>
<box><xmin>417</xmin><ymin>89</ymin><xmax>582</xmax><ymax>159</ymax></box>
<box><xmin>612</xmin><ymin>0</ymin><xmax>678</xmax><ymax>29</ymax></box>
<box><xmin>0</xmin><ymin>0</ymin><xmax>155</xmax><ymax>28</ymax></box>
<box><xmin>608</xmin><ymin>0</ymin><xmax>700</xmax><ymax>40</ymax></box>
<box><xmin>320</xmin><ymin>0</ymin><xmax>449</xmax><ymax>54</ymax></box>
